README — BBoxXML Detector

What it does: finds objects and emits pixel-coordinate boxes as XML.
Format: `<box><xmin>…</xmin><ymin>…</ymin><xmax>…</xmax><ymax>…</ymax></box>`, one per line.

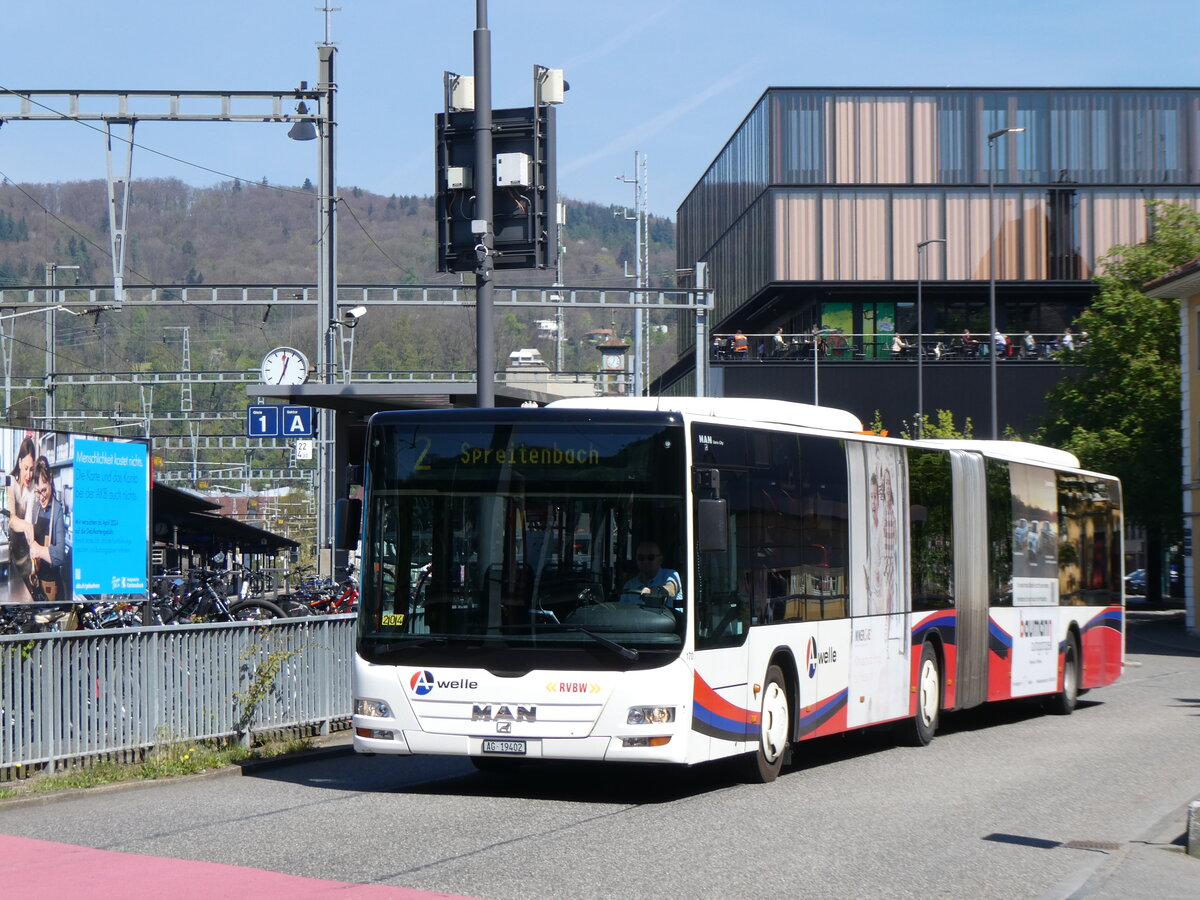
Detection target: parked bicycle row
<box><xmin>0</xmin><ymin>559</ymin><xmax>358</xmax><ymax>633</ymax></box>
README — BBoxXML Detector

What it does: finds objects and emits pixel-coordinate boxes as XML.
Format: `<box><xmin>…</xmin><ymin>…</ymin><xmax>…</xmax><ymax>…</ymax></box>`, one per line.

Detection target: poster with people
<box><xmin>1010</xmin><ymin>462</ymin><xmax>1059</xmax><ymax>606</ymax></box>
<box><xmin>0</xmin><ymin>427</ymin><xmax>149</xmax><ymax>605</ymax></box>
<box><xmin>846</xmin><ymin>442</ymin><xmax>910</xmax><ymax>727</ymax></box>
<box><xmin>849</xmin><ymin>442</ymin><xmax>908</xmax><ymax>617</ymax></box>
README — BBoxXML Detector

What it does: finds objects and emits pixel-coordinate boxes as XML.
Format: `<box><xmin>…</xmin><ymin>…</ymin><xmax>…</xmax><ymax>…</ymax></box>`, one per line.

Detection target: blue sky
<box><xmin>2</xmin><ymin>1</ymin><xmax>1198</xmax><ymax>219</ymax></box>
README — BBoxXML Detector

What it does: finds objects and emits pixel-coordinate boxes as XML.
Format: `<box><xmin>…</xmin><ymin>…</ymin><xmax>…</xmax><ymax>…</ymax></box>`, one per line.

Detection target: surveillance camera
<box><xmin>340</xmin><ymin>305</ymin><xmax>367</xmax><ymax>328</ymax></box>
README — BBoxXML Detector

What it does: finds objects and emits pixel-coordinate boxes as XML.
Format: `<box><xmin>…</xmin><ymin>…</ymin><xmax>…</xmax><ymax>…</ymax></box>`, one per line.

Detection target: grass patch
<box><xmin>0</xmin><ymin>736</ymin><xmax>317</xmax><ymax>800</ymax></box>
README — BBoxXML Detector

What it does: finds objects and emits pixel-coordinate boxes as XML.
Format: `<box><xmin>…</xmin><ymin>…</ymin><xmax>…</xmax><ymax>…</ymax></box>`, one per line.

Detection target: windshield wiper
<box><xmin>561</xmin><ymin>625</ymin><xmax>639</xmax><ymax>660</ymax></box>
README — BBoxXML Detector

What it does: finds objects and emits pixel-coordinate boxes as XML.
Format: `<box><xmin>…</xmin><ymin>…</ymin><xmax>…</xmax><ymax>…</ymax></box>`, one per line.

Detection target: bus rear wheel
<box><xmin>1046</xmin><ymin>634</ymin><xmax>1080</xmax><ymax>716</ymax></box>
<box><xmin>740</xmin><ymin>664</ymin><xmax>790</xmax><ymax>783</ymax></box>
<box><xmin>904</xmin><ymin>642</ymin><xmax>940</xmax><ymax>746</ymax></box>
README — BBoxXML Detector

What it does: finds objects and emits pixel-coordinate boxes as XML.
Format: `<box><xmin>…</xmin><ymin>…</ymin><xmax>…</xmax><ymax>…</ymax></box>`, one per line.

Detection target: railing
<box><xmin>712</xmin><ymin>332</ymin><xmax>1081</xmax><ymax>362</ymax></box>
<box><xmin>0</xmin><ymin>615</ymin><xmax>355</xmax><ymax>779</ymax></box>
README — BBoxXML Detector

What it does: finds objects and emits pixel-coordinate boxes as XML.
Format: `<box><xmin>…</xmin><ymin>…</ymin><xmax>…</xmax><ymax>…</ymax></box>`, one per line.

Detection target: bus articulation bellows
<box><xmin>351</xmin><ymin>397</ymin><xmax>1123</xmax><ymax>782</ymax></box>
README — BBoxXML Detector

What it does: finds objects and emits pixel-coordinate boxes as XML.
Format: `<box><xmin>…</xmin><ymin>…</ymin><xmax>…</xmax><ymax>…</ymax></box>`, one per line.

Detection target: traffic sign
<box><xmin>247</xmin><ymin>405</ymin><xmax>280</xmax><ymax>437</ymax></box>
<box><xmin>282</xmin><ymin>406</ymin><xmax>314</xmax><ymax>437</ymax></box>
<box><xmin>247</xmin><ymin>404</ymin><xmax>315</xmax><ymax>438</ymax></box>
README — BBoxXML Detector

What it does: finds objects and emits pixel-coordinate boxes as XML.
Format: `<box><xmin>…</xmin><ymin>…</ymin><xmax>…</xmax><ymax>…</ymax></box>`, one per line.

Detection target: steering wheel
<box><xmin>638</xmin><ymin>585</ymin><xmax>671</xmax><ymax>608</ymax></box>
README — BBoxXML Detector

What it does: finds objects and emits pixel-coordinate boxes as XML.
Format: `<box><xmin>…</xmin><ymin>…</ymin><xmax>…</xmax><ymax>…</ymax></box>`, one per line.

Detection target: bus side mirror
<box><xmin>335</xmin><ymin>498</ymin><xmax>362</xmax><ymax>551</ymax></box>
<box><xmin>697</xmin><ymin>498</ymin><xmax>728</xmax><ymax>552</ymax></box>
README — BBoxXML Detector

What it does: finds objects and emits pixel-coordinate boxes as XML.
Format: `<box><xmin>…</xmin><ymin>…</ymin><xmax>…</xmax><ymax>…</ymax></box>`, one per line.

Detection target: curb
<box><xmin>0</xmin><ymin>736</ymin><xmax>356</xmax><ymax>810</ymax></box>
<box><xmin>234</xmin><ymin>739</ymin><xmax>356</xmax><ymax>775</ymax></box>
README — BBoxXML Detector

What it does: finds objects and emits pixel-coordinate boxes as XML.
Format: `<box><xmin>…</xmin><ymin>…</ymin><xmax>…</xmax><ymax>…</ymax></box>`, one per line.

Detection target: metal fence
<box><xmin>0</xmin><ymin>615</ymin><xmax>355</xmax><ymax>779</ymax></box>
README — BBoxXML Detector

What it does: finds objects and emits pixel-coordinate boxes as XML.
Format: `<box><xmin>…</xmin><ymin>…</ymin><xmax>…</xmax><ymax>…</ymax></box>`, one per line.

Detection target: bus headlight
<box><xmin>627</xmin><ymin>706</ymin><xmax>675</xmax><ymax>725</ymax></box>
<box><xmin>355</xmin><ymin>698</ymin><xmax>391</xmax><ymax>718</ymax></box>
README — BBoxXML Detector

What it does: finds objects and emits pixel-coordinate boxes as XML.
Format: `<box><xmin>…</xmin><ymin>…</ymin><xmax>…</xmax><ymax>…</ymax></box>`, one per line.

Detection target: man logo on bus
<box><xmin>410</xmin><ymin>670</ymin><xmax>436</xmax><ymax>695</ymax></box>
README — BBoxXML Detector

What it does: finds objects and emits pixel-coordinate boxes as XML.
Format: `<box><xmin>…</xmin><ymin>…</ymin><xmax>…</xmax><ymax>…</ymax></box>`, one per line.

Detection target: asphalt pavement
<box><xmin>1052</xmin><ymin>609</ymin><xmax>1200</xmax><ymax>900</ymax></box>
<box><xmin>2</xmin><ymin>609</ymin><xmax>1197</xmax><ymax>899</ymax></box>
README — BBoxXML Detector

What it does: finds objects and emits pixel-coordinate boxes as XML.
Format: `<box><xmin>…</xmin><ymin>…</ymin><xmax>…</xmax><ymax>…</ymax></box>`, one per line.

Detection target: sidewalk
<box><xmin>1043</xmin><ymin>789</ymin><xmax>1200</xmax><ymax>900</ymax></box>
<box><xmin>2</xmin><ymin>611</ymin><xmax>1197</xmax><ymax>898</ymax></box>
<box><xmin>0</xmin><ymin>833</ymin><xmax>478</xmax><ymax>900</ymax></box>
<box><xmin>1046</xmin><ymin>609</ymin><xmax>1200</xmax><ymax>899</ymax></box>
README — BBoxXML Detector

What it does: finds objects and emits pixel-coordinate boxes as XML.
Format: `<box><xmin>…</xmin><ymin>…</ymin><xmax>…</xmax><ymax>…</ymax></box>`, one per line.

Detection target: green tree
<box><xmin>1037</xmin><ymin>201</ymin><xmax>1200</xmax><ymax>601</ymax></box>
<box><xmin>894</xmin><ymin>409</ymin><xmax>974</xmax><ymax>440</ymax></box>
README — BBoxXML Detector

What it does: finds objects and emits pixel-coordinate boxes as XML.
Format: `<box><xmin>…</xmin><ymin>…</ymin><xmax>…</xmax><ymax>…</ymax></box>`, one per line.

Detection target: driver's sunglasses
<box><xmin>636</xmin><ymin>553</ymin><xmax>660</xmax><ymax>561</ymax></box>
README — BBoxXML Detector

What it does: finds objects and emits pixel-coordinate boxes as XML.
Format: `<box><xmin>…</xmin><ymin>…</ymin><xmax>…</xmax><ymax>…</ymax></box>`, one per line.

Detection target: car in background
<box><xmin>1124</xmin><ymin>569</ymin><xmax>1146</xmax><ymax>596</ymax></box>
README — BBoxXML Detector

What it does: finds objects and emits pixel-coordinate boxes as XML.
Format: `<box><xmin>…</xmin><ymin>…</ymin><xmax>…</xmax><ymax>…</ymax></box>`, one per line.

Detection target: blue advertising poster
<box><xmin>72</xmin><ymin>438</ymin><xmax>149</xmax><ymax>595</ymax></box>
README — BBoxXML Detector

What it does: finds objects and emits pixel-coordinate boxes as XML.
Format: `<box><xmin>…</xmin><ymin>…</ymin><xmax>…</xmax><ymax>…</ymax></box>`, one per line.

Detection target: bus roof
<box><xmin>546</xmin><ymin>396</ymin><xmax>865</xmax><ymax>433</ymax></box>
<box><xmin>920</xmin><ymin>439</ymin><xmax>1081</xmax><ymax>469</ymax></box>
<box><xmin>546</xmin><ymin>398</ymin><xmax>1082</xmax><ymax>469</ymax></box>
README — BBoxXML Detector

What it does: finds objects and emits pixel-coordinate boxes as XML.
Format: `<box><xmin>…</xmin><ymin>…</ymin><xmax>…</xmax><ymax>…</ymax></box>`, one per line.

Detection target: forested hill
<box><xmin>0</xmin><ymin>178</ymin><xmax>676</xmax><ymax>289</ymax></box>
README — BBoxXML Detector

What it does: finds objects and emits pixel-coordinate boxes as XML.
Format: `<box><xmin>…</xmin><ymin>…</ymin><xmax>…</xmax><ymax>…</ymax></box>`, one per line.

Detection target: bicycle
<box><xmin>228</xmin><ymin>560</ymin><xmax>275</xmax><ymax>600</ymax></box>
<box><xmin>157</xmin><ymin>568</ymin><xmax>287</xmax><ymax>623</ymax></box>
<box><xmin>280</xmin><ymin>564</ymin><xmax>358</xmax><ymax>616</ymax></box>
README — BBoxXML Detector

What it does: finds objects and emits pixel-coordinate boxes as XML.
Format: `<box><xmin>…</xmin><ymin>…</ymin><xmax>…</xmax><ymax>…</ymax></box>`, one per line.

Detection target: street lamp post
<box><xmin>987</xmin><ymin>126</ymin><xmax>1024</xmax><ymax>439</ymax></box>
<box><xmin>916</xmin><ymin>238</ymin><xmax>945</xmax><ymax>439</ymax></box>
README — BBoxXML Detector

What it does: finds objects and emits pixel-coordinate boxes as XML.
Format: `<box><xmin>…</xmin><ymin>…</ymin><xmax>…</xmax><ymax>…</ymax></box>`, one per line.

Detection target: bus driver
<box><xmin>620</xmin><ymin>541</ymin><xmax>682</xmax><ymax>607</ymax></box>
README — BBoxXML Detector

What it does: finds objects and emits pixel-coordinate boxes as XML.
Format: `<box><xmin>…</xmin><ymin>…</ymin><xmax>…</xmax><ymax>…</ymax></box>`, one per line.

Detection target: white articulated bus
<box><xmin>351</xmin><ymin>397</ymin><xmax>1124</xmax><ymax>781</ymax></box>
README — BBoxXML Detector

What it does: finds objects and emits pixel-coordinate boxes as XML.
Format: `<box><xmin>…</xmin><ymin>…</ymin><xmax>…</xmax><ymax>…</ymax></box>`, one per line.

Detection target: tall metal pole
<box><xmin>618</xmin><ymin>152</ymin><xmax>648</xmax><ymax>395</ymax></box>
<box><xmin>316</xmin><ymin>44</ymin><xmax>338</xmax><ymax>572</ymax></box>
<box><xmin>473</xmin><ymin>0</ymin><xmax>495</xmax><ymax>407</ymax></box>
<box><xmin>554</xmin><ymin>201</ymin><xmax>565</xmax><ymax>372</ymax></box>
<box><xmin>42</xmin><ymin>264</ymin><xmax>78</xmax><ymax>430</ymax></box>
<box><xmin>693</xmin><ymin>261</ymin><xmax>710</xmax><ymax>398</ymax></box>
<box><xmin>987</xmin><ymin>137</ymin><xmax>998</xmax><ymax>441</ymax></box>
<box><xmin>916</xmin><ymin>238</ymin><xmax>945</xmax><ymax>439</ymax></box>
<box><xmin>44</xmin><ymin>265</ymin><xmax>56</xmax><ymax>429</ymax></box>
<box><xmin>637</xmin><ymin>154</ymin><xmax>648</xmax><ymax>395</ymax></box>
<box><xmin>987</xmin><ymin>126</ymin><xmax>1023</xmax><ymax>440</ymax></box>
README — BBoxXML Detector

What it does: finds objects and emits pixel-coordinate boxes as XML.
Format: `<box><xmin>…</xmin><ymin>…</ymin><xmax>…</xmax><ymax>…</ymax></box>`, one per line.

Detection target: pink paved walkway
<box><xmin>1</xmin><ymin>834</ymin><xmax>481</xmax><ymax>899</ymax></box>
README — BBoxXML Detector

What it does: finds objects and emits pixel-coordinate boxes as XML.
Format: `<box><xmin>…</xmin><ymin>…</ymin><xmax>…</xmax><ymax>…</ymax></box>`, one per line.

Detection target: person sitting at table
<box><xmin>809</xmin><ymin>325</ymin><xmax>829</xmax><ymax>358</ymax></box>
<box><xmin>772</xmin><ymin>327</ymin><xmax>787</xmax><ymax>357</ymax></box>
<box><xmin>993</xmin><ymin>329</ymin><xmax>1008</xmax><ymax>358</ymax></box>
<box><xmin>891</xmin><ymin>333</ymin><xmax>911</xmax><ymax>357</ymax></box>
<box><xmin>1022</xmin><ymin>330</ymin><xmax>1038</xmax><ymax>359</ymax></box>
<box><xmin>961</xmin><ymin>329</ymin><xmax>978</xmax><ymax>357</ymax></box>
<box><xmin>732</xmin><ymin>329</ymin><xmax>749</xmax><ymax>359</ymax></box>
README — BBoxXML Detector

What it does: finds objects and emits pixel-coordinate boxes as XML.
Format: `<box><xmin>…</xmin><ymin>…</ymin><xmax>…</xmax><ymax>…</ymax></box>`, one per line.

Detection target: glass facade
<box><xmin>677</xmin><ymin>88</ymin><xmax>1200</xmax><ymax>333</ymax></box>
<box><xmin>771</xmin><ymin>186</ymin><xmax>1200</xmax><ymax>282</ymax></box>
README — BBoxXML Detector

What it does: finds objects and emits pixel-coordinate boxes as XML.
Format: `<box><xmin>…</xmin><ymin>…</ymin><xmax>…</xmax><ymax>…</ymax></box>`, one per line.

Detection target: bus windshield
<box><xmin>359</xmin><ymin>415</ymin><xmax>687</xmax><ymax>671</ymax></box>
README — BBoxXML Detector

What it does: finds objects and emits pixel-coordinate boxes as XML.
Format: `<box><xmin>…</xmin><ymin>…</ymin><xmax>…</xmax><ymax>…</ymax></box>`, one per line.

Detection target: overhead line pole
<box><xmin>316</xmin><ymin>43</ymin><xmax>338</xmax><ymax>573</ymax></box>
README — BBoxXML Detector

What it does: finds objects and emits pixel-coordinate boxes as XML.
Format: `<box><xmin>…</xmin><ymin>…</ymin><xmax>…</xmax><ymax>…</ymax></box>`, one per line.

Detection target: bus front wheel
<box><xmin>740</xmin><ymin>664</ymin><xmax>790</xmax><ymax>783</ymax></box>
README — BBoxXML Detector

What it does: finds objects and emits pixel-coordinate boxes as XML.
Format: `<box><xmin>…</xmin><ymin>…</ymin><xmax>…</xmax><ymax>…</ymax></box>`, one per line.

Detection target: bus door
<box><xmin>950</xmin><ymin>449</ymin><xmax>988</xmax><ymax>710</ymax></box>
